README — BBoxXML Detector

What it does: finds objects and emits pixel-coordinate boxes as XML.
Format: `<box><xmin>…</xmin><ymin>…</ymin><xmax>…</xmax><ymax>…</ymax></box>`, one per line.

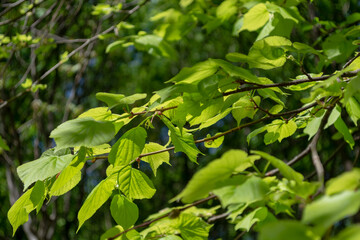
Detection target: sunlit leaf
<box><xmin>50</xmin><ymin>117</ymin><xmax>115</xmax><ymax>148</ymax></box>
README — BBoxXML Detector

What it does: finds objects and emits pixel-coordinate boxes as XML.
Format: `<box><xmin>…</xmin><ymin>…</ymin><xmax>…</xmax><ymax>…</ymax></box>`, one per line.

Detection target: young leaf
<box><xmin>213</xmin><ymin>176</ymin><xmax>269</xmax><ymax>207</ymax></box>
<box><xmin>110</xmin><ymin>194</ymin><xmax>139</xmax><ymax>229</ymax></box>
<box><xmin>174</xmin><ymin>150</ymin><xmax>258</xmax><ymax>203</ymax></box>
<box><xmin>332</xmin><ymin>225</ymin><xmax>360</xmax><ymax>240</ymax></box>
<box><xmin>174</xmin><ymin>213</ymin><xmax>213</xmax><ymax>240</ymax></box>
<box><xmin>326</xmin><ymin>168</ymin><xmax>360</xmax><ymax>195</ymax></box>
<box><xmin>259</xmin><ymin>220</ymin><xmax>317</xmax><ymax>240</ymax></box>
<box><xmin>117</xmin><ymin>166</ymin><xmax>156</xmax><ymax>200</ymax></box>
<box><xmin>141</xmin><ymin>142</ymin><xmax>171</xmax><ymax>176</ymax></box>
<box><xmin>50</xmin><ymin>117</ymin><xmax>115</xmax><ymax>149</ymax></box>
<box><xmin>345</xmin><ymin>97</ymin><xmax>360</xmax><ymax>126</ymax></box>
<box><xmin>49</xmin><ymin>147</ymin><xmax>87</xmax><ymax>197</ymax></box>
<box><xmin>302</xmin><ymin>191</ymin><xmax>360</xmax><ymax>235</ymax></box>
<box><xmin>108</xmin><ymin>127</ymin><xmax>147</xmax><ymax>166</ymax></box>
<box><xmin>232</xmin><ymin>96</ymin><xmax>260</xmax><ymax>125</ymax></box>
<box><xmin>8</xmin><ymin>181</ymin><xmax>45</xmax><ymax>235</ymax></box>
<box><xmin>204</xmin><ymin>133</ymin><xmax>224</xmax><ymax>148</ymax></box>
<box><xmin>334</xmin><ymin>116</ymin><xmax>355</xmax><ymax>149</ymax></box>
<box><xmin>96</xmin><ymin>92</ymin><xmax>147</xmax><ymax>109</ymax></box>
<box><xmin>77</xmin><ymin>174</ymin><xmax>117</xmax><ymax>232</ymax></box>
<box><xmin>166</xmin><ymin>59</ymin><xmax>218</xmax><ymax>84</ymax></box>
<box><xmin>241</xmin><ymin>3</ymin><xmax>269</xmax><ymax>32</ymax></box>
<box><xmin>17</xmin><ymin>148</ymin><xmax>74</xmax><ymax>190</ymax></box>
<box><xmin>266</xmin><ymin>119</ymin><xmax>297</xmax><ymax>142</ymax></box>
<box><xmin>0</xmin><ymin>135</ymin><xmax>9</xmax><ymax>153</ymax></box>
<box><xmin>161</xmin><ymin>116</ymin><xmax>201</xmax><ymax>163</ymax></box>
<box><xmin>235</xmin><ymin>207</ymin><xmax>268</xmax><ymax>231</ymax></box>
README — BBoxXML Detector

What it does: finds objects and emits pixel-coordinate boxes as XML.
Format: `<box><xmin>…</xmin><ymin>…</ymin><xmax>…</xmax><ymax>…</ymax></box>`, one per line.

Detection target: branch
<box><xmin>0</xmin><ymin>0</ymin><xmax>151</xmax><ymax>109</ymax></box>
<box><xmin>107</xmin><ymin>195</ymin><xmax>216</xmax><ymax>240</ymax></box>
<box><xmin>0</xmin><ymin>0</ymin><xmax>26</xmax><ymax>18</ymax></box>
<box><xmin>265</xmin><ymin>100</ymin><xmax>336</xmax><ymax>178</ymax></box>
<box><xmin>223</xmin><ymin>69</ymin><xmax>360</xmax><ymax>97</ymax></box>
<box><xmin>0</xmin><ymin>0</ymin><xmax>45</xmax><ymax>26</ymax></box>
<box><xmin>93</xmin><ymin>101</ymin><xmax>318</xmax><ymax>162</ymax></box>
<box><xmin>343</xmin><ymin>52</ymin><xmax>360</xmax><ymax>69</ymax></box>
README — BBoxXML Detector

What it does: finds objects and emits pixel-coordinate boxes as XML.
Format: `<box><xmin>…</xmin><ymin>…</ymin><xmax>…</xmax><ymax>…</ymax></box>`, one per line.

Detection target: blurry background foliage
<box><xmin>0</xmin><ymin>0</ymin><xmax>360</xmax><ymax>239</ymax></box>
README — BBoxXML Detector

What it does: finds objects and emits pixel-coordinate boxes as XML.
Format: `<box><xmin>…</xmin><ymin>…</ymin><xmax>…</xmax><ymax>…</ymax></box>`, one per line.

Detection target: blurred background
<box><xmin>0</xmin><ymin>0</ymin><xmax>359</xmax><ymax>239</ymax></box>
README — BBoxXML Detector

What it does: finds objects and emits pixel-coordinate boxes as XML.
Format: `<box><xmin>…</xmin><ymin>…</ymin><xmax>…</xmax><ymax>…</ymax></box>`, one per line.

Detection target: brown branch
<box><xmin>343</xmin><ymin>53</ymin><xmax>360</xmax><ymax>69</ymax></box>
<box><xmin>0</xmin><ymin>0</ymin><xmax>26</xmax><ymax>18</ymax></box>
<box><xmin>93</xmin><ymin>101</ymin><xmax>318</xmax><ymax>162</ymax></box>
<box><xmin>107</xmin><ymin>195</ymin><xmax>216</xmax><ymax>240</ymax></box>
<box><xmin>223</xmin><ymin>69</ymin><xmax>360</xmax><ymax>97</ymax></box>
<box><xmin>265</xmin><ymin>100</ymin><xmax>336</xmax><ymax>177</ymax></box>
<box><xmin>0</xmin><ymin>0</ymin><xmax>151</xmax><ymax>110</ymax></box>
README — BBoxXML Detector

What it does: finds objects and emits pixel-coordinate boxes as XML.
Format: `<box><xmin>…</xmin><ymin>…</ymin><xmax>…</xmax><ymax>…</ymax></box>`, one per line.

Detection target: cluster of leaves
<box><xmin>5</xmin><ymin>0</ymin><xmax>360</xmax><ymax>239</ymax></box>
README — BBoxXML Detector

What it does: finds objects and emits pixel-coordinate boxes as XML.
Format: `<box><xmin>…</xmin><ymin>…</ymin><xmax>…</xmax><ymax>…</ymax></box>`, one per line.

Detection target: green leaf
<box><xmin>141</xmin><ymin>142</ymin><xmax>171</xmax><ymax>176</ymax></box>
<box><xmin>204</xmin><ymin>134</ymin><xmax>224</xmax><ymax>148</ymax></box>
<box><xmin>247</xmin><ymin>126</ymin><xmax>267</xmax><ymax>144</ymax></box>
<box><xmin>108</xmin><ymin>127</ymin><xmax>147</xmax><ymax>166</ymax></box>
<box><xmin>77</xmin><ymin>174</ymin><xmax>117</xmax><ymax>231</ymax></box>
<box><xmin>322</xmin><ymin>34</ymin><xmax>357</xmax><ymax>62</ymax></box>
<box><xmin>252</xmin><ymin>150</ymin><xmax>304</xmax><ymax>184</ymax></box>
<box><xmin>0</xmin><ymin>135</ymin><xmax>9</xmax><ymax>153</ymax></box>
<box><xmin>345</xmin><ymin>97</ymin><xmax>360</xmax><ymax>126</ymax></box>
<box><xmin>189</xmin><ymin>98</ymin><xmax>224</xmax><ymax>126</ymax></box>
<box><xmin>106</xmin><ymin>40</ymin><xmax>126</xmax><ymax>53</ymax></box>
<box><xmin>232</xmin><ymin>36</ymin><xmax>292</xmax><ymax>69</ymax></box>
<box><xmin>344</xmin><ymin>76</ymin><xmax>360</xmax><ymax>103</ymax></box>
<box><xmin>17</xmin><ymin>148</ymin><xmax>74</xmax><ymax>190</ymax></box>
<box><xmin>326</xmin><ymin>168</ymin><xmax>360</xmax><ymax>195</ymax></box>
<box><xmin>241</xmin><ymin>3</ymin><xmax>269</xmax><ymax>32</ymax></box>
<box><xmin>117</xmin><ymin>166</ymin><xmax>156</xmax><ymax>200</ymax></box>
<box><xmin>304</xmin><ymin>115</ymin><xmax>323</xmax><ymax>140</ymax></box>
<box><xmin>332</xmin><ymin>225</ymin><xmax>360</xmax><ymax>240</ymax></box>
<box><xmin>232</xmin><ymin>96</ymin><xmax>260</xmax><ymax>125</ymax></box>
<box><xmin>166</xmin><ymin>59</ymin><xmax>218</xmax><ymax>84</ymax></box>
<box><xmin>174</xmin><ymin>150</ymin><xmax>259</xmax><ymax>203</ymax></box>
<box><xmin>258</xmin><ymin>89</ymin><xmax>285</xmax><ymax>106</ymax></box>
<box><xmin>134</xmin><ymin>35</ymin><xmax>177</xmax><ymax>59</ymax></box>
<box><xmin>199</xmin><ymin>108</ymin><xmax>232</xmax><ymax>129</ymax></box>
<box><xmin>211</xmin><ymin>59</ymin><xmax>260</xmax><ymax>84</ymax></box>
<box><xmin>266</xmin><ymin>119</ymin><xmax>297</xmax><ymax>142</ymax></box>
<box><xmin>334</xmin><ymin>116</ymin><xmax>355</xmax><ymax>149</ymax></box>
<box><xmin>160</xmin><ymin>235</ymin><xmax>183</xmax><ymax>240</ymax></box>
<box><xmin>8</xmin><ymin>181</ymin><xmax>46</xmax><ymax>235</ymax></box>
<box><xmin>49</xmin><ymin>147</ymin><xmax>87</xmax><ymax>197</ymax></box>
<box><xmin>269</xmin><ymin>105</ymin><xmax>283</xmax><ymax>114</ymax></box>
<box><xmin>21</xmin><ymin>78</ymin><xmax>32</xmax><ymax>88</ymax></box>
<box><xmin>216</xmin><ymin>0</ymin><xmax>237</xmax><ymax>22</ymax></box>
<box><xmin>110</xmin><ymin>194</ymin><xmax>139</xmax><ymax>229</ymax></box>
<box><xmin>213</xmin><ymin>176</ymin><xmax>269</xmax><ymax>207</ymax></box>
<box><xmin>175</xmin><ymin>213</ymin><xmax>212</xmax><ymax>240</ymax></box>
<box><xmin>50</xmin><ymin>117</ymin><xmax>115</xmax><ymax>149</ymax></box>
<box><xmin>266</xmin><ymin>3</ymin><xmax>299</xmax><ymax>23</ymax></box>
<box><xmin>235</xmin><ymin>207</ymin><xmax>268</xmax><ymax>231</ymax></box>
<box><xmin>302</xmin><ymin>191</ymin><xmax>360</xmax><ymax>235</ymax></box>
<box><xmin>101</xmin><ymin>225</ymin><xmax>140</xmax><ymax>240</ymax></box>
<box><xmin>161</xmin><ymin>116</ymin><xmax>201</xmax><ymax>163</ymax></box>
<box><xmin>96</xmin><ymin>92</ymin><xmax>147</xmax><ymax>109</ymax></box>
<box><xmin>259</xmin><ymin>220</ymin><xmax>317</xmax><ymax>240</ymax></box>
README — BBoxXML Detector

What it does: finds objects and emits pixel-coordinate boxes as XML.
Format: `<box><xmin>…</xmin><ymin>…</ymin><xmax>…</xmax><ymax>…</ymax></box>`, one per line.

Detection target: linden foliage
<box><xmin>7</xmin><ymin>1</ymin><xmax>360</xmax><ymax>240</ymax></box>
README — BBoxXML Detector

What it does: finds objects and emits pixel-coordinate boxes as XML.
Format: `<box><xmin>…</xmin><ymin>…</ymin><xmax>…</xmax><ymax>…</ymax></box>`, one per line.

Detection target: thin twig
<box><xmin>343</xmin><ymin>52</ymin><xmax>360</xmax><ymax>69</ymax></box>
<box><xmin>107</xmin><ymin>195</ymin><xmax>216</xmax><ymax>240</ymax></box>
<box><xmin>0</xmin><ymin>0</ymin><xmax>45</xmax><ymax>26</ymax></box>
<box><xmin>265</xmin><ymin>101</ymin><xmax>336</xmax><ymax>177</ymax></box>
<box><xmin>0</xmin><ymin>0</ymin><xmax>26</xmax><ymax>18</ymax></box>
<box><xmin>222</xmin><ymin>69</ymin><xmax>360</xmax><ymax>97</ymax></box>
